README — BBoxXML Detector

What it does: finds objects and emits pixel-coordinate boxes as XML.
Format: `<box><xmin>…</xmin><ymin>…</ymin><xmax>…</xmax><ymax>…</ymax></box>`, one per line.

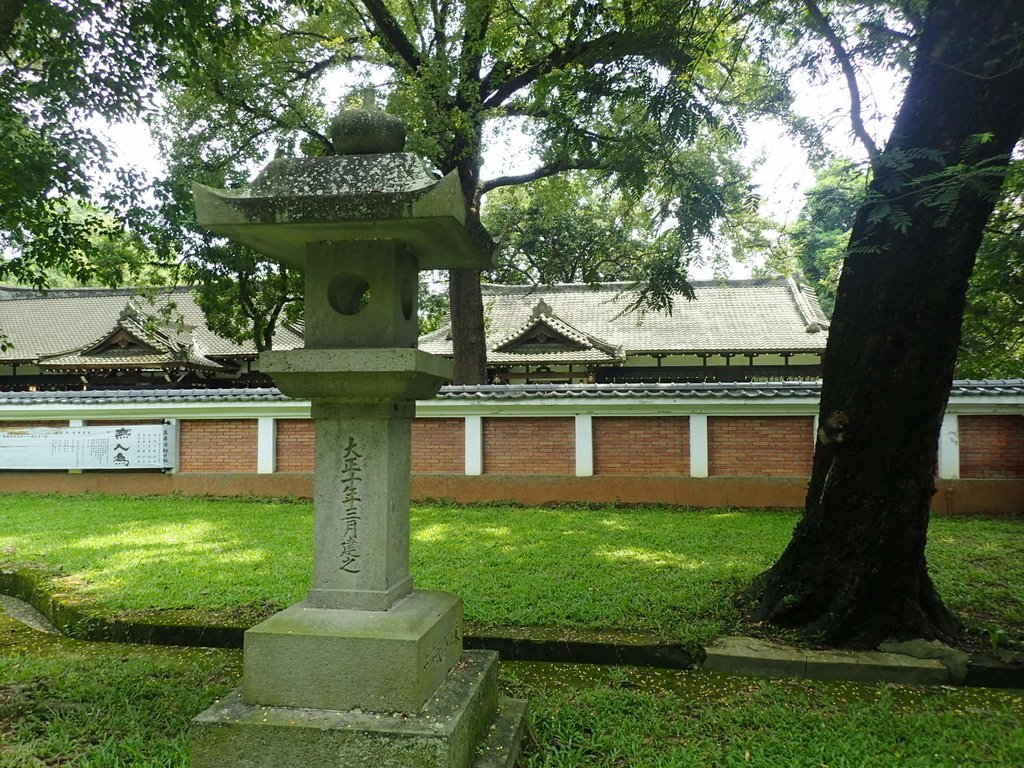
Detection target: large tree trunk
<box><xmin>446</xmin><ymin>129</ymin><xmax>490</xmax><ymax>385</ymax></box>
<box><xmin>449</xmin><ymin>268</ymin><xmax>488</xmax><ymax>383</ymax></box>
<box><xmin>752</xmin><ymin>0</ymin><xmax>1024</xmax><ymax>647</ymax></box>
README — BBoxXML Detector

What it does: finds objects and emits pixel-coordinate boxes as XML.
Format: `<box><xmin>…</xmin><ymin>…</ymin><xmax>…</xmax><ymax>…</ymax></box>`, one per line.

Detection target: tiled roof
<box><xmin>488</xmin><ymin>299</ymin><xmax>625</xmax><ymax>365</ymax></box>
<box><xmin>0</xmin><ymin>286</ymin><xmax>304</xmax><ymax>363</ymax></box>
<box><xmin>0</xmin><ymin>380</ymin><xmax>1020</xmax><ymax>406</ymax></box>
<box><xmin>0</xmin><ymin>387</ymin><xmax>291</xmax><ymax>405</ymax></box>
<box><xmin>436</xmin><ymin>382</ymin><xmax>825</xmax><ymax>399</ymax></box>
<box><xmin>418</xmin><ymin>278</ymin><xmax>831</xmax><ymax>360</ymax></box>
<box><xmin>436</xmin><ymin>380</ymin><xmax>1024</xmax><ymax>400</ymax></box>
<box><xmin>36</xmin><ymin>301</ymin><xmax>227</xmax><ymax>372</ymax></box>
<box><xmin>947</xmin><ymin>379</ymin><xmax>1024</xmax><ymax>395</ymax></box>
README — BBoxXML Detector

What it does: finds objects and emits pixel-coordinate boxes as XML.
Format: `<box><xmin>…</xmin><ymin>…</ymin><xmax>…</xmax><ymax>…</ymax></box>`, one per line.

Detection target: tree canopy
<box><xmin>771</xmin><ymin>156</ymin><xmax>1024</xmax><ymax>377</ymax></box>
<box><xmin>0</xmin><ymin>0</ymin><xmax>277</xmax><ymax>290</ymax></box>
<box><xmin>151</xmin><ymin>0</ymin><xmax>795</xmax><ymax>379</ymax></box>
<box><xmin>483</xmin><ymin>174</ymin><xmax>663</xmax><ymax>287</ymax></box>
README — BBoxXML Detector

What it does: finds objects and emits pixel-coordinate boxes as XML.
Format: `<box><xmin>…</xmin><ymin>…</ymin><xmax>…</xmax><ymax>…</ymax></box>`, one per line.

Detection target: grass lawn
<box><xmin>0</xmin><ymin>609</ymin><xmax>238</xmax><ymax>766</ymax></box>
<box><xmin>1</xmin><ymin>493</ymin><xmax>1022</xmax><ymax>649</ymax></box>
<box><xmin>1</xmin><ymin>608</ymin><xmax>1022</xmax><ymax>767</ymax></box>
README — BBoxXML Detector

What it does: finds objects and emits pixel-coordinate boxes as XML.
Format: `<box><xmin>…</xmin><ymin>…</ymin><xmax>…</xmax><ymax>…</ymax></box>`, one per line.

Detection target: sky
<box><xmin>98</xmin><ymin>62</ymin><xmax>905</xmax><ymax>280</ymax></box>
<box><xmin>697</xmin><ymin>64</ymin><xmax>905</xmax><ymax>278</ymax></box>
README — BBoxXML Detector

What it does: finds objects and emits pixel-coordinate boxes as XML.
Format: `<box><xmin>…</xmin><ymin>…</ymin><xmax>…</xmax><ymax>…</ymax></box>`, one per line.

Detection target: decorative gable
<box><xmin>84</xmin><ymin>325</ymin><xmax>164</xmax><ymax>358</ymax></box>
<box><xmin>493</xmin><ymin>300</ymin><xmax>599</xmax><ymax>352</ymax></box>
<box><xmin>484</xmin><ymin>299</ymin><xmax>624</xmax><ymax>366</ymax></box>
<box><xmin>72</xmin><ymin>303</ymin><xmax>179</xmax><ymax>358</ymax></box>
<box><xmin>37</xmin><ymin>301</ymin><xmax>226</xmax><ymax>373</ymax></box>
<box><xmin>494</xmin><ymin>317</ymin><xmax>591</xmax><ymax>354</ymax></box>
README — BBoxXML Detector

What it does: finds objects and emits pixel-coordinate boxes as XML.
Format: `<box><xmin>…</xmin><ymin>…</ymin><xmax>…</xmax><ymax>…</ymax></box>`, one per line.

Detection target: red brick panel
<box><xmin>960</xmin><ymin>415</ymin><xmax>1024</xmax><ymax>479</ymax></box>
<box><xmin>593</xmin><ymin>416</ymin><xmax>689</xmax><ymax>475</ymax></box>
<box><xmin>276</xmin><ymin>419</ymin><xmax>315</xmax><ymax>473</ymax></box>
<box><xmin>412</xmin><ymin>418</ymin><xmax>464</xmax><ymax>473</ymax></box>
<box><xmin>179</xmin><ymin>419</ymin><xmax>257</xmax><ymax>473</ymax></box>
<box><xmin>483</xmin><ymin>417</ymin><xmax>574</xmax><ymax>475</ymax></box>
<box><xmin>709</xmin><ymin>416</ymin><xmax>814</xmax><ymax>477</ymax></box>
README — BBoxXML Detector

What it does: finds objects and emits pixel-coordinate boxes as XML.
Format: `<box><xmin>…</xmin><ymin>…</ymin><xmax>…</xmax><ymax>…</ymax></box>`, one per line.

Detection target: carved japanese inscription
<box><xmin>339</xmin><ymin>436</ymin><xmax>363</xmax><ymax>573</ymax></box>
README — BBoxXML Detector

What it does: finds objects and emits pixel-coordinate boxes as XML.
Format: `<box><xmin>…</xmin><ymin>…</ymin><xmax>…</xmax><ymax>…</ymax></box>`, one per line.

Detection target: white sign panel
<box><xmin>0</xmin><ymin>424</ymin><xmax>176</xmax><ymax>470</ymax></box>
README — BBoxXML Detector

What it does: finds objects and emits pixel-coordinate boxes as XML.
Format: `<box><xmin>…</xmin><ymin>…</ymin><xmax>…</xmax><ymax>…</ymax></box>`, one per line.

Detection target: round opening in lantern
<box><xmin>328</xmin><ymin>273</ymin><xmax>372</xmax><ymax>316</ymax></box>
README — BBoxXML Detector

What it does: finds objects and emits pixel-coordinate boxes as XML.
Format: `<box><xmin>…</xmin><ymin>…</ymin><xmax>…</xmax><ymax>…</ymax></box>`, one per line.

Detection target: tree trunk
<box><xmin>445</xmin><ymin>128</ymin><xmax>489</xmax><ymax>385</ymax></box>
<box><xmin>449</xmin><ymin>268</ymin><xmax>488</xmax><ymax>383</ymax></box>
<box><xmin>752</xmin><ymin>0</ymin><xmax>1024</xmax><ymax>647</ymax></box>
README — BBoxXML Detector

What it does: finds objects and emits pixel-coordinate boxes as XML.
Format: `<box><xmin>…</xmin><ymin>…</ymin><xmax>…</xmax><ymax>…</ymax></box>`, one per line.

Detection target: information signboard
<box><xmin>0</xmin><ymin>423</ymin><xmax>176</xmax><ymax>470</ymax></box>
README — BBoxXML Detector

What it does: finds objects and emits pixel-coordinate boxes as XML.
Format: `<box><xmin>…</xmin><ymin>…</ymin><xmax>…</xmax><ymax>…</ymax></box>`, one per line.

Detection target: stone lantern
<box><xmin>189</xmin><ymin>107</ymin><xmax>525</xmax><ymax>768</ymax></box>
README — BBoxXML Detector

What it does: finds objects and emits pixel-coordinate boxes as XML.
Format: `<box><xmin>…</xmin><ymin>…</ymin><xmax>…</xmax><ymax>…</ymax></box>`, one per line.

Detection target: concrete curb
<box><xmin>702</xmin><ymin>636</ymin><xmax>952</xmax><ymax>686</ymax></box>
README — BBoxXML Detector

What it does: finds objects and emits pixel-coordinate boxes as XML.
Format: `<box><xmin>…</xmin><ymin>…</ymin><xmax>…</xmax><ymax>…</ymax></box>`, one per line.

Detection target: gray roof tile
<box><xmin>0</xmin><ymin>380</ymin><xmax>1019</xmax><ymax>406</ymax></box>
<box><xmin>419</xmin><ymin>279</ymin><xmax>831</xmax><ymax>359</ymax></box>
<box><xmin>0</xmin><ymin>286</ymin><xmax>304</xmax><ymax>362</ymax></box>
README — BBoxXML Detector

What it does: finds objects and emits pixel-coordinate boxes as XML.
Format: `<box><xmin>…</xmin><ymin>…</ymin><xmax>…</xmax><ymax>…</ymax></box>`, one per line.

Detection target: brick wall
<box><xmin>412</xmin><ymin>418</ymin><xmax>464</xmax><ymax>473</ymax></box>
<box><xmin>276</xmin><ymin>419</ymin><xmax>315</xmax><ymax>473</ymax></box>
<box><xmin>1</xmin><ymin>411</ymin><xmax>1020</xmax><ymax>487</ymax></box>
<box><xmin>594</xmin><ymin>416</ymin><xmax>689</xmax><ymax>475</ymax></box>
<box><xmin>959</xmin><ymin>415</ymin><xmax>1024</xmax><ymax>479</ymax></box>
<box><xmin>709</xmin><ymin>416</ymin><xmax>814</xmax><ymax>477</ymax></box>
<box><xmin>483</xmin><ymin>417</ymin><xmax>574</xmax><ymax>475</ymax></box>
<box><xmin>179</xmin><ymin>419</ymin><xmax>257</xmax><ymax>473</ymax></box>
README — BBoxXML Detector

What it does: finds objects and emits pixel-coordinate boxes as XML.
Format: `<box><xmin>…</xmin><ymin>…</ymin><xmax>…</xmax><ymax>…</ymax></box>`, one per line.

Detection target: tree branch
<box><xmin>480</xmin><ymin>159</ymin><xmax>603</xmax><ymax>194</ymax></box>
<box><xmin>481</xmin><ymin>31</ymin><xmax>626</xmax><ymax>108</ymax></box>
<box><xmin>460</xmin><ymin>0</ymin><xmax>496</xmax><ymax>105</ymax></box>
<box><xmin>359</xmin><ymin>0</ymin><xmax>423</xmax><ymax>71</ymax></box>
<box><xmin>288</xmin><ymin>54</ymin><xmax>342</xmax><ymax>84</ymax></box>
<box><xmin>209</xmin><ymin>78</ymin><xmax>333</xmax><ymax>154</ymax></box>
<box><xmin>0</xmin><ymin>0</ymin><xmax>25</xmax><ymax>52</ymax></box>
<box><xmin>802</xmin><ymin>0</ymin><xmax>880</xmax><ymax>163</ymax></box>
<box><xmin>428</xmin><ymin>0</ymin><xmax>444</xmax><ymax>53</ymax></box>
<box><xmin>405</xmin><ymin>0</ymin><xmax>428</xmax><ymax>51</ymax></box>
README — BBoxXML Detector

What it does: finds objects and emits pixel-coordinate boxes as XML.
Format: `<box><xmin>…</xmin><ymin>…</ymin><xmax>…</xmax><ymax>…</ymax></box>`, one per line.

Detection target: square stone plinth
<box><xmin>192</xmin><ymin>651</ymin><xmax>526</xmax><ymax>768</ymax></box>
<box><xmin>243</xmin><ymin>591</ymin><xmax>463</xmax><ymax>713</ymax></box>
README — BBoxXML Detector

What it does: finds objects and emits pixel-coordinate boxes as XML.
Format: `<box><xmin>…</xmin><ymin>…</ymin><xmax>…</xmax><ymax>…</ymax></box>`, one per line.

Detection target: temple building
<box><xmin>0</xmin><ymin>277</ymin><xmax>829</xmax><ymax>390</ymax></box>
<box><xmin>0</xmin><ymin>286</ymin><xmax>302</xmax><ymax>390</ymax></box>
<box><xmin>420</xmin><ymin>278</ymin><xmax>829</xmax><ymax>384</ymax></box>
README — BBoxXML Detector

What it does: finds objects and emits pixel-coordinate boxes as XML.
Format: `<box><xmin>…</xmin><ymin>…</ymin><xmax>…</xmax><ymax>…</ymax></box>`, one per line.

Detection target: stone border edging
<box><xmin>0</xmin><ymin>567</ymin><xmax>699</xmax><ymax>668</ymax></box>
<box><xmin>3</xmin><ymin>567</ymin><xmax>1021</xmax><ymax>688</ymax></box>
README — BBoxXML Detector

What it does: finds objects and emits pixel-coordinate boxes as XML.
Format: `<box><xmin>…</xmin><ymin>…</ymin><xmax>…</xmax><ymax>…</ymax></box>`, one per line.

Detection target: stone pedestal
<box><xmin>243</xmin><ymin>592</ymin><xmax>462</xmax><ymax>712</ymax></box>
<box><xmin>193</xmin><ymin>651</ymin><xmax>526</xmax><ymax>768</ymax></box>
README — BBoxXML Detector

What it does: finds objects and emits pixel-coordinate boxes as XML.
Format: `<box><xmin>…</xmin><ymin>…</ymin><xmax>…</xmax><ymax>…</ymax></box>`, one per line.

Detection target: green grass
<box><xmin>505</xmin><ymin>663</ymin><xmax>1024</xmax><ymax>767</ymax></box>
<box><xmin>2</xmin><ymin>609</ymin><xmax>1022</xmax><ymax>767</ymax></box>
<box><xmin>0</xmin><ymin>611</ymin><xmax>238</xmax><ymax>766</ymax></box>
<box><xmin>927</xmin><ymin>516</ymin><xmax>1024</xmax><ymax>636</ymax></box>
<box><xmin>0</xmin><ymin>493</ymin><xmax>1022</xmax><ymax>648</ymax></box>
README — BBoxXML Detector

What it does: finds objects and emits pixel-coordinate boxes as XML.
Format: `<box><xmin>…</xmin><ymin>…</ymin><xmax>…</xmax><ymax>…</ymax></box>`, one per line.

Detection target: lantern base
<box><xmin>191</xmin><ymin>651</ymin><xmax>526</xmax><ymax>768</ymax></box>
